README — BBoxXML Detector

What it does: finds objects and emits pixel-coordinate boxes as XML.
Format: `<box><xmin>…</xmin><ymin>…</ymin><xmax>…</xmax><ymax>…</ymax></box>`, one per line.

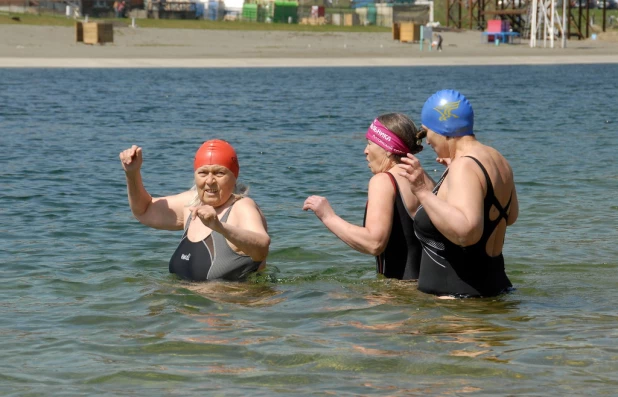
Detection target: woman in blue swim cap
<box><xmin>399</xmin><ymin>89</ymin><xmax>519</xmax><ymax>298</ymax></box>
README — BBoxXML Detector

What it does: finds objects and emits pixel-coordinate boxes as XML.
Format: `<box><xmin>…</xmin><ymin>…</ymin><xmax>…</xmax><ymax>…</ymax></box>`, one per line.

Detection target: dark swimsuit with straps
<box><xmin>414</xmin><ymin>156</ymin><xmax>513</xmax><ymax>297</ymax></box>
<box><xmin>363</xmin><ymin>172</ymin><xmax>422</xmax><ymax>280</ymax></box>
<box><xmin>168</xmin><ymin>200</ymin><xmax>262</xmax><ymax>282</ymax></box>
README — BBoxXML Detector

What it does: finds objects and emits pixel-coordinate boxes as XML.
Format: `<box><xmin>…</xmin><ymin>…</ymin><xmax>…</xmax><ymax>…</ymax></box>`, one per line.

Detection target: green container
<box><xmin>366</xmin><ymin>3</ymin><xmax>376</xmax><ymax>25</ymax></box>
<box><xmin>242</xmin><ymin>3</ymin><xmax>258</xmax><ymax>21</ymax></box>
<box><xmin>273</xmin><ymin>1</ymin><xmax>298</xmax><ymax>23</ymax></box>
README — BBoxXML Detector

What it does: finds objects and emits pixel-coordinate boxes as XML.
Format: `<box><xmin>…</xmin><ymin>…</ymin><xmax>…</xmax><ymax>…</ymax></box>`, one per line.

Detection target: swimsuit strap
<box><xmin>433</xmin><ymin>168</ymin><xmax>449</xmax><ymax>195</ymax></box>
<box><xmin>181</xmin><ymin>215</ymin><xmax>192</xmax><ymax>239</ymax></box>
<box><xmin>220</xmin><ymin>198</ymin><xmax>240</xmax><ymax>223</ymax></box>
<box><xmin>383</xmin><ymin>172</ymin><xmax>398</xmax><ymax>192</ymax></box>
<box><xmin>463</xmin><ymin>156</ymin><xmax>512</xmax><ymax>224</ymax></box>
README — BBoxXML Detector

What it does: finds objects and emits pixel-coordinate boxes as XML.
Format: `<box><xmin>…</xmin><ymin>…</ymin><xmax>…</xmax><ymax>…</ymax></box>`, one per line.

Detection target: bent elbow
<box><xmin>264</xmin><ymin>235</ymin><xmax>271</xmax><ymax>253</ymax></box>
<box><xmin>367</xmin><ymin>240</ymin><xmax>387</xmax><ymax>257</ymax></box>
<box><xmin>132</xmin><ymin>212</ymin><xmax>147</xmax><ymax>226</ymax></box>
<box><xmin>254</xmin><ymin>236</ymin><xmax>271</xmax><ymax>262</ymax></box>
<box><xmin>506</xmin><ymin>211</ymin><xmax>518</xmax><ymax>226</ymax></box>
<box><xmin>456</xmin><ymin>228</ymin><xmax>482</xmax><ymax>247</ymax></box>
<box><xmin>131</xmin><ymin>201</ymin><xmax>151</xmax><ymax>221</ymax></box>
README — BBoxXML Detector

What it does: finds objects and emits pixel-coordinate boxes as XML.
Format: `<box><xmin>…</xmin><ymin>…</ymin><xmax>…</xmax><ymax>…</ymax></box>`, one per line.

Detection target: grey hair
<box><xmin>186</xmin><ymin>182</ymin><xmax>250</xmax><ymax>207</ymax></box>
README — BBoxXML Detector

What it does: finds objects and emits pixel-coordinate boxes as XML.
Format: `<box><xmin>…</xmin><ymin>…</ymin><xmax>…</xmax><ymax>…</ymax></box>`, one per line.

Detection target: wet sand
<box><xmin>1</xmin><ymin>24</ymin><xmax>618</xmax><ymax>67</ymax></box>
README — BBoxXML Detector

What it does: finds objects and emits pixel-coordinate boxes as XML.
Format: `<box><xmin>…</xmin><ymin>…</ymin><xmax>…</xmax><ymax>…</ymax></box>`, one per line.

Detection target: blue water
<box><xmin>1</xmin><ymin>65</ymin><xmax>617</xmax><ymax>395</ymax></box>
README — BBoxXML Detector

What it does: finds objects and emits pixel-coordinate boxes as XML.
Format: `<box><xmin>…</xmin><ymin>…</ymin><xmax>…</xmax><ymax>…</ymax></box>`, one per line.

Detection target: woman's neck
<box><xmin>211</xmin><ymin>195</ymin><xmax>236</xmax><ymax>214</ymax></box>
<box><xmin>451</xmin><ymin>135</ymin><xmax>479</xmax><ymax>159</ymax></box>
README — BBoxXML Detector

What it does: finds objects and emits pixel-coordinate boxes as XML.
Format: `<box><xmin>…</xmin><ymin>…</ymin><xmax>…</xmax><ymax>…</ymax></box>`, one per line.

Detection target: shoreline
<box><xmin>2</xmin><ymin>55</ymin><xmax>618</xmax><ymax>68</ymax></box>
<box><xmin>2</xmin><ymin>24</ymin><xmax>618</xmax><ymax>68</ymax></box>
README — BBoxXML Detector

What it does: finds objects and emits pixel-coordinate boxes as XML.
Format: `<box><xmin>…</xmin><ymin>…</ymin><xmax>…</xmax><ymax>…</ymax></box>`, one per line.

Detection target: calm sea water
<box><xmin>1</xmin><ymin>65</ymin><xmax>617</xmax><ymax>396</ymax></box>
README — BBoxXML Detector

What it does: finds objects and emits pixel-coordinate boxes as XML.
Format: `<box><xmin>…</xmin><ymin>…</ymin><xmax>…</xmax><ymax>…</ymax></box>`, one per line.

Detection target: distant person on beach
<box><xmin>113</xmin><ymin>0</ymin><xmax>120</xmax><ymax>18</ymax></box>
<box><xmin>303</xmin><ymin>113</ymin><xmax>433</xmax><ymax>280</ymax></box>
<box><xmin>119</xmin><ymin>140</ymin><xmax>270</xmax><ymax>282</ymax></box>
<box><xmin>118</xmin><ymin>0</ymin><xmax>126</xmax><ymax>17</ymax></box>
<box><xmin>399</xmin><ymin>89</ymin><xmax>519</xmax><ymax>297</ymax></box>
<box><xmin>435</xmin><ymin>33</ymin><xmax>443</xmax><ymax>52</ymax></box>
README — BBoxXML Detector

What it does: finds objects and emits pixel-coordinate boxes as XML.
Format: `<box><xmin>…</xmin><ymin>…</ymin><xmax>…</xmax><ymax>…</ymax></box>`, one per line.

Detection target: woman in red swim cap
<box><xmin>303</xmin><ymin>113</ymin><xmax>433</xmax><ymax>281</ymax></box>
<box><xmin>119</xmin><ymin>140</ymin><xmax>270</xmax><ymax>282</ymax></box>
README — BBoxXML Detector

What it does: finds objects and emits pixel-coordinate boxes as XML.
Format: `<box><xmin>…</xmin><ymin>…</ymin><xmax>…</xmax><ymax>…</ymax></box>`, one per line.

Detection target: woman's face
<box><xmin>425</xmin><ymin>127</ymin><xmax>449</xmax><ymax>158</ymax></box>
<box><xmin>364</xmin><ymin>140</ymin><xmax>390</xmax><ymax>174</ymax></box>
<box><xmin>194</xmin><ymin>165</ymin><xmax>236</xmax><ymax>207</ymax></box>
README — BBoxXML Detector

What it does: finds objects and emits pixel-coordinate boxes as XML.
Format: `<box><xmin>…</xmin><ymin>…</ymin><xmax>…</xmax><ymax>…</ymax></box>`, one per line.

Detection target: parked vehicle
<box><xmin>576</xmin><ymin>0</ymin><xmax>597</xmax><ymax>8</ymax></box>
<box><xmin>597</xmin><ymin>0</ymin><xmax>618</xmax><ymax>9</ymax></box>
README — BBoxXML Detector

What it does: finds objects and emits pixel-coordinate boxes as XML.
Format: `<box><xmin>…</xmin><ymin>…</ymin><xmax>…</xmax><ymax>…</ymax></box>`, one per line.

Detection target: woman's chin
<box><xmin>200</xmin><ymin>196</ymin><xmax>221</xmax><ymax>207</ymax></box>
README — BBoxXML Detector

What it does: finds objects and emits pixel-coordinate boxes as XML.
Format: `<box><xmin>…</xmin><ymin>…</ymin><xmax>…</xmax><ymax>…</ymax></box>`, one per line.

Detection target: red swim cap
<box><xmin>193</xmin><ymin>139</ymin><xmax>239</xmax><ymax>178</ymax></box>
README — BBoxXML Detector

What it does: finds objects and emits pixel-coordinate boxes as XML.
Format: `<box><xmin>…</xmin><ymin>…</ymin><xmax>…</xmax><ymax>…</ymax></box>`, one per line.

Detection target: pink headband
<box><xmin>365</xmin><ymin>119</ymin><xmax>410</xmax><ymax>156</ymax></box>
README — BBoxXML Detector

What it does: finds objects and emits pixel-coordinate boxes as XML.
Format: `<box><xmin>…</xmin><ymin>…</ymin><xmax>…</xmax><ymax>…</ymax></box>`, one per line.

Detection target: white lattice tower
<box><xmin>529</xmin><ymin>0</ymin><xmax>567</xmax><ymax>48</ymax></box>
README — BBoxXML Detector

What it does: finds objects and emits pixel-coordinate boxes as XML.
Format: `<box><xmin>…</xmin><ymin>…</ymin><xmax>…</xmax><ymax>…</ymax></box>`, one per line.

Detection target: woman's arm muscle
<box><xmin>218</xmin><ymin>197</ymin><xmax>270</xmax><ymax>262</ymax></box>
<box><xmin>320</xmin><ymin>173</ymin><xmax>395</xmax><ymax>256</ymax></box>
<box><xmin>134</xmin><ymin>190</ymin><xmax>193</xmax><ymax>231</ymax></box>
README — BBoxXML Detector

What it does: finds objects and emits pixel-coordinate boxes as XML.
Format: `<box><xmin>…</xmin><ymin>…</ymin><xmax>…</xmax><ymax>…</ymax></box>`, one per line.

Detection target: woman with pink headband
<box><xmin>303</xmin><ymin>113</ymin><xmax>433</xmax><ymax>280</ymax></box>
<box><xmin>119</xmin><ymin>140</ymin><xmax>270</xmax><ymax>282</ymax></box>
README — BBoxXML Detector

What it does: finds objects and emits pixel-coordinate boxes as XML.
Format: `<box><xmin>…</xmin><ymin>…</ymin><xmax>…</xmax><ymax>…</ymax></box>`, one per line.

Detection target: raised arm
<box><xmin>119</xmin><ymin>145</ymin><xmax>188</xmax><ymax>231</ymax></box>
<box><xmin>302</xmin><ymin>173</ymin><xmax>395</xmax><ymax>256</ymax></box>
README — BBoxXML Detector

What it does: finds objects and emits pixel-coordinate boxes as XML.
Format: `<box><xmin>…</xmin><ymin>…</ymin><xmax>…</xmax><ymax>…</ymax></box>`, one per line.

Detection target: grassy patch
<box><xmin>134</xmin><ymin>18</ymin><xmax>390</xmax><ymax>32</ymax></box>
<box><xmin>4</xmin><ymin>7</ymin><xmax>615</xmax><ymax>33</ymax></box>
<box><xmin>0</xmin><ymin>13</ymin><xmax>76</xmax><ymax>26</ymax></box>
<box><xmin>0</xmin><ymin>12</ymin><xmax>390</xmax><ymax>32</ymax></box>
<box><xmin>133</xmin><ymin>43</ymin><xmax>191</xmax><ymax>46</ymax></box>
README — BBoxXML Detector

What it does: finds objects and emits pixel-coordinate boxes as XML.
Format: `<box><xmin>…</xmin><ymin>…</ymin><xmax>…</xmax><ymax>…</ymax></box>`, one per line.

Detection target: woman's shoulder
<box><xmin>232</xmin><ymin>196</ymin><xmax>261</xmax><ymax>212</ymax></box>
<box><xmin>369</xmin><ymin>171</ymin><xmax>396</xmax><ymax>186</ymax></box>
<box><xmin>454</xmin><ymin>147</ymin><xmax>511</xmax><ymax>176</ymax></box>
<box><xmin>155</xmin><ymin>189</ymin><xmax>195</xmax><ymax>208</ymax></box>
<box><xmin>368</xmin><ymin>172</ymin><xmax>397</xmax><ymax>197</ymax></box>
<box><xmin>229</xmin><ymin>196</ymin><xmax>268</xmax><ymax>227</ymax></box>
<box><xmin>177</xmin><ymin>190</ymin><xmax>196</xmax><ymax>199</ymax></box>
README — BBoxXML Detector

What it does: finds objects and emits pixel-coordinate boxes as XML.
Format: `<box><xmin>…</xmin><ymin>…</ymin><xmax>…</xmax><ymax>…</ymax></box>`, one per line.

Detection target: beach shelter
<box><xmin>223</xmin><ymin>0</ymin><xmax>244</xmax><ymax>15</ymax></box>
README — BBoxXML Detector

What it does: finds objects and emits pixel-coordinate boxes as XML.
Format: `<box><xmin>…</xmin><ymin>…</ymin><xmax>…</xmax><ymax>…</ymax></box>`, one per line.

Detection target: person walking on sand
<box><xmin>435</xmin><ymin>33</ymin><xmax>443</xmax><ymax>52</ymax></box>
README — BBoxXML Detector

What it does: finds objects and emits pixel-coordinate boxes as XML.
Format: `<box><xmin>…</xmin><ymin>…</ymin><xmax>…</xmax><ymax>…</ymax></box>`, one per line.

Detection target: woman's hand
<box><xmin>119</xmin><ymin>145</ymin><xmax>143</xmax><ymax>174</ymax></box>
<box><xmin>436</xmin><ymin>157</ymin><xmax>452</xmax><ymax>167</ymax></box>
<box><xmin>399</xmin><ymin>154</ymin><xmax>430</xmax><ymax>195</ymax></box>
<box><xmin>302</xmin><ymin>195</ymin><xmax>335</xmax><ymax>222</ymax></box>
<box><xmin>190</xmin><ymin>205</ymin><xmax>223</xmax><ymax>231</ymax></box>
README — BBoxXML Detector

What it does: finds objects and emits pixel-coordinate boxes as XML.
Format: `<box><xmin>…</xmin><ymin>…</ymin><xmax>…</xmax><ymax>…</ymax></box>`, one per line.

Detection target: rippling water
<box><xmin>1</xmin><ymin>65</ymin><xmax>617</xmax><ymax>395</ymax></box>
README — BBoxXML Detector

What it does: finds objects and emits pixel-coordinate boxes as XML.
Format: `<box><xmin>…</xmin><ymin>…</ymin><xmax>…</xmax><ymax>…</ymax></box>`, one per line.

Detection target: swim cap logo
<box><xmin>434</xmin><ymin>100</ymin><xmax>460</xmax><ymax>121</ymax></box>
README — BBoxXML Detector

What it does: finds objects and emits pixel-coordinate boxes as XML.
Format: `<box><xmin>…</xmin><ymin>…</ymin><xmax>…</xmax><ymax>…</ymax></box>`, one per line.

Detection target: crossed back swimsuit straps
<box><xmin>364</xmin><ymin>172</ymin><xmax>422</xmax><ymax>280</ymax></box>
<box><xmin>168</xmin><ymin>199</ymin><xmax>262</xmax><ymax>282</ymax></box>
<box><xmin>414</xmin><ymin>156</ymin><xmax>513</xmax><ymax>297</ymax></box>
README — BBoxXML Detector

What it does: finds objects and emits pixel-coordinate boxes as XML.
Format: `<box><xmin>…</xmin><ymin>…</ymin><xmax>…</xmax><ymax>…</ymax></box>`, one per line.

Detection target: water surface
<box><xmin>1</xmin><ymin>65</ymin><xmax>617</xmax><ymax>395</ymax></box>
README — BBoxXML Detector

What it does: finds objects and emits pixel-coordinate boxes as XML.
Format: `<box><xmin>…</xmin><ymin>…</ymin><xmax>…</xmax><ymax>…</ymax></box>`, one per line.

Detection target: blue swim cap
<box><xmin>421</xmin><ymin>89</ymin><xmax>474</xmax><ymax>137</ymax></box>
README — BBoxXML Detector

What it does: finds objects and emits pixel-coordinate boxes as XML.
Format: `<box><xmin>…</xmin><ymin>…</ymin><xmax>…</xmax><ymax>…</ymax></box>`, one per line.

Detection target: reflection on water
<box><xmin>182</xmin><ymin>280</ymin><xmax>287</xmax><ymax>307</ymax></box>
<box><xmin>1</xmin><ymin>65</ymin><xmax>618</xmax><ymax>395</ymax></box>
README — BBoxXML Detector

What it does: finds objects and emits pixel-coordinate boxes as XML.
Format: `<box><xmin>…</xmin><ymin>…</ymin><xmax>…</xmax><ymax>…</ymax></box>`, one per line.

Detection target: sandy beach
<box><xmin>1</xmin><ymin>24</ymin><xmax>618</xmax><ymax>67</ymax></box>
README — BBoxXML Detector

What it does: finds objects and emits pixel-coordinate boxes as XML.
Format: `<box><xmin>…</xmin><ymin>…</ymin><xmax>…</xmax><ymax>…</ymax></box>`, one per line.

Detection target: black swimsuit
<box><xmin>168</xmin><ymin>200</ymin><xmax>262</xmax><ymax>282</ymax></box>
<box><xmin>364</xmin><ymin>172</ymin><xmax>422</xmax><ymax>280</ymax></box>
<box><xmin>414</xmin><ymin>156</ymin><xmax>513</xmax><ymax>297</ymax></box>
